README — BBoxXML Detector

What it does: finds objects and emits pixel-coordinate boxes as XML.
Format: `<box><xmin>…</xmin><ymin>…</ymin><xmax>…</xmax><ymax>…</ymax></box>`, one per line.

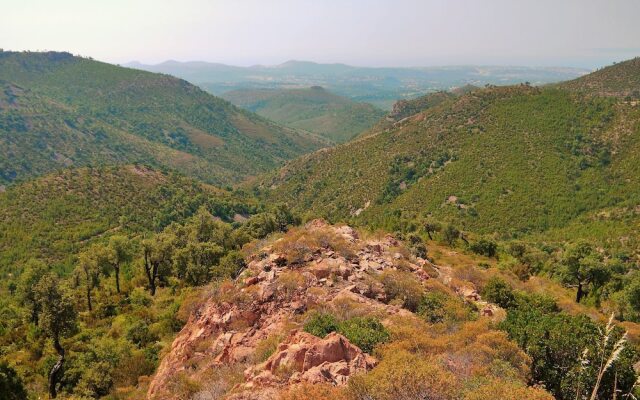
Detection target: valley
<box><xmin>129</xmin><ymin>60</ymin><xmax>589</xmax><ymax>110</ymax></box>
<box><xmin>1</xmin><ymin>46</ymin><xmax>639</xmax><ymax>400</ymax></box>
<box><xmin>221</xmin><ymin>86</ymin><xmax>385</xmax><ymax>143</ymax></box>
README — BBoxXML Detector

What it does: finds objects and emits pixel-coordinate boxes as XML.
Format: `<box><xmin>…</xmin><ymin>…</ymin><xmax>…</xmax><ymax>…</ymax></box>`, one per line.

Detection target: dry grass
<box><xmin>184</xmin><ymin>126</ymin><xmax>224</xmax><ymax>149</ymax></box>
<box><xmin>379</xmin><ymin>269</ymin><xmax>425</xmax><ymax>312</ymax></box>
<box><xmin>255</xmin><ymin>332</ymin><xmax>286</xmax><ymax>363</ymax></box>
<box><xmin>277</xmin><ymin>270</ymin><xmax>307</xmax><ymax>298</ymax></box>
<box><xmin>175</xmin><ymin>286</ymin><xmax>207</xmax><ymax>324</ymax></box>
<box><xmin>272</xmin><ymin>226</ymin><xmax>357</xmax><ymax>265</ymax></box>
<box><xmin>279</xmin><ymin>383</ymin><xmax>349</xmax><ymax>400</ymax></box>
<box><xmin>232</xmin><ymin>114</ymin><xmax>278</xmax><ymax>143</ymax></box>
<box><xmin>210</xmin><ymin>279</ymin><xmax>253</xmax><ymax>306</ymax></box>
<box><xmin>346</xmin><ymin>315</ymin><xmax>542</xmax><ymax>400</ymax></box>
<box><xmin>192</xmin><ymin>363</ymin><xmax>247</xmax><ymax>400</ymax></box>
<box><xmin>464</xmin><ymin>379</ymin><xmax>554</xmax><ymax>400</ymax></box>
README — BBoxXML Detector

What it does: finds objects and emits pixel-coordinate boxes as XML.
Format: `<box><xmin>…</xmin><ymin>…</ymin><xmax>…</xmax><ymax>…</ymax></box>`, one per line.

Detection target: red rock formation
<box><xmin>243</xmin><ymin>330</ymin><xmax>376</xmax><ymax>387</ymax></box>
<box><xmin>147</xmin><ymin>220</ymin><xmax>500</xmax><ymax>399</ymax></box>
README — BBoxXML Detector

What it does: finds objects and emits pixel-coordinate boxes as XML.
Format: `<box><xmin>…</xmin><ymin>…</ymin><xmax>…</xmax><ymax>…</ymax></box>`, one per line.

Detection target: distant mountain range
<box><xmin>126</xmin><ymin>60</ymin><xmax>590</xmax><ymax>109</ymax></box>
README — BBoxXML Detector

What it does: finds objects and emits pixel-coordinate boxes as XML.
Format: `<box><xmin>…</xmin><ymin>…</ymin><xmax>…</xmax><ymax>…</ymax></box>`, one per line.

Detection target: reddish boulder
<box><xmin>246</xmin><ymin>330</ymin><xmax>376</xmax><ymax>387</ymax></box>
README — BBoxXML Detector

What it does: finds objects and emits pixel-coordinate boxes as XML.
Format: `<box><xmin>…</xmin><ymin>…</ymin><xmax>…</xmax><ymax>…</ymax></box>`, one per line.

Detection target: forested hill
<box><xmin>0</xmin><ymin>51</ymin><xmax>327</xmax><ymax>185</ymax></box>
<box><xmin>0</xmin><ymin>165</ymin><xmax>262</xmax><ymax>274</ymax></box>
<box><xmin>559</xmin><ymin>57</ymin><xmax>640</xmax><ymax>99</ymax></box>
<box><xmin>256</xmin><ymin>58</ymin><xmax>640</xmax><ymax>249</ymax></box>
<box><xmin>221</xmin><ymin>86</ymin><xmax>385</xmax><ymax>143</ymax></box>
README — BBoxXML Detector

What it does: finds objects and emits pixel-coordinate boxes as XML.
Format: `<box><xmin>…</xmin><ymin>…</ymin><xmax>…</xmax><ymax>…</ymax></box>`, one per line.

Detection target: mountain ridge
<box><xmin>254</xmin><ymin>59</ymin><xmax>640</xmax><ymax>249</ymax></box>
<box><xmin>0</xmin><ymin>51</ymin><xmax>327</xmax><ymax>185</ymax></box>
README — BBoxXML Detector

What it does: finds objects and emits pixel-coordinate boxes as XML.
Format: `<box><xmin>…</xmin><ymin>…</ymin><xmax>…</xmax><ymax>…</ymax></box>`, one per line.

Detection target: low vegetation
<box><xmin>303</xmin><ymin>313</ymin><xmax>390</xmax><ymax>353</ymax></box>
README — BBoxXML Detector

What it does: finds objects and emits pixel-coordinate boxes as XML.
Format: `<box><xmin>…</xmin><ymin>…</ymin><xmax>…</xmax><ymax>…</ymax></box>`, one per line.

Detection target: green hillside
<box><xmin>0</xmin><ymin>165</ymin><xmax>259</xmax><ymax>274</ymax></box>
<box><xmin>0</xmin><ymin>51</ymin><xmax>327</xmax><ymax>185</ymax></box>
<box><xmin>256</xmin><ymin>60</ymin><xmax>640</xmax><ymax>249</ymax></box>
<box><xmin>560</xmin><ymin>57</ymin><xmax>640</xmax><ymax>99</ymax></box>
<box><xmin>386</xmin><ymin>91</ymin><xmax>456</xmax><ymax>122</ymax></box>
<box><xmin>0</xmin><ymin>165</ymin><xmax>300</xmax><ymax>399</ymax></box>
<box><xmin>221</xmin><ymin>86</ymin><xmax>385</xmax><ymax>143</ymax></box>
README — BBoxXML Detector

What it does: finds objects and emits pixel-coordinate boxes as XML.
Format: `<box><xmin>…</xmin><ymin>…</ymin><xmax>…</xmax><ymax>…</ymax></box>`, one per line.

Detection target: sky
<box><xmin>1</xmin><ymin>0</ymin><xmax>639</xmax><ymax>69</ymax></box>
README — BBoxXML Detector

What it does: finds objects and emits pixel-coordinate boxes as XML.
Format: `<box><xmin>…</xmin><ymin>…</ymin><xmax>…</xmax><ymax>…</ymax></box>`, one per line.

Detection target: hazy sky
<box><xmin>2</xmin><ymin>0</ymin><xmax>639</xmax><ymax>68</ymax></box>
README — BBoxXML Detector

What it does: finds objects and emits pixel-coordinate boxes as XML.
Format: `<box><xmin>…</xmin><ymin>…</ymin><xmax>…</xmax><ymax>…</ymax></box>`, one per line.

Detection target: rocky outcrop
<box><xmin>147</xmin><ymin>220</ymin><xmax>498</xmax><ymax>399</ymax></box>
<box><xmin>244</xmin><ymin>331</ymin><xmax>376</xmax><ymax>387</ymax></box>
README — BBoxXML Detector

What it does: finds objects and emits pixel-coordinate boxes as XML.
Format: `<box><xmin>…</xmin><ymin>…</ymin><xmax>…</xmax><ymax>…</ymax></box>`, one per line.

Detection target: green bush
<box><xmin>443</xmin><ymin>225</ymin><xmax>460</xmax><ymax>246</ymax></box>
<box><xmin>337</xmin><ymin>317</ymin><xmax>390</xmax><ymax>354</ymax></box>
<box><xmin>469</xmin><ymin>238</ymin><xmax>498</xmax><ymax>257</ymax></box>
<box><xmin>499</xmin><ymin>300</ymin><xmax>638</xmax><ymax>400</ymax></box>
<box><xmin>303</xmin><ymin>313</ymin><xmax>389</xmax><ymax>354</ymax></box>
<box><xmin>514</xmin><ymin>292</ymin><xmax>559</xmax><ymax>313</ymax></box>
<box><xmin>481</xmin><ymin>277</ymin><xmax>516</xmax><ymax>309</ymax></box>
<box><xmin>126</xmin><ymin>321</ymin><xmax>159</xmax><ymax>348</ymax></box>
<box><xmin>0</xmin><ymin>362</ymin><xmax>27</xmax><ymax>400</ymax></box>
<box><xmin>303</xmin><ymin>313</ymin><xmax>340</xmax><ymax>338</ymax></box>
<box><xmin>417</xmin><ymin>292</ymin><xmax>447</xmax><ymax>323</ymax></box>
<box><xmin>216</xmin><ymin>250</ymin><xmax>246</xmax><ymax>279</ymax></box>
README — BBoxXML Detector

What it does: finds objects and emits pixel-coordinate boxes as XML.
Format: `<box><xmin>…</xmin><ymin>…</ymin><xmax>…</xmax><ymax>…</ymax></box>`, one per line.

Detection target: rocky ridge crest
<box><xmin>148</xmin><ymin>220</ymin><xmax>496</xmax><ymax>399</ymax></box>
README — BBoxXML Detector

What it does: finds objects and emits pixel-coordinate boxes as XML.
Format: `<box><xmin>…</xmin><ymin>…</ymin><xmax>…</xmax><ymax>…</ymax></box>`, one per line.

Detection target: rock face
<box><xmin>245</xmin><ymin>331</ymin><xmax>376</xmax><ymax>387</ymax></box>
<box><xmin>147</xmin><ymin>219</ymin><xmax>498</xmax><ymax>399</ymax></box>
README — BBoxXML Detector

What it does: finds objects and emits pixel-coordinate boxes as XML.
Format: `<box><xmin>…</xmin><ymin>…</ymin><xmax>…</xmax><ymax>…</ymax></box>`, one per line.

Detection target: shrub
<box><xmin>215</xmin><ymin>250</ymin><xmax>246</xmax><ymax>279</ymax></box>
<box><xmin>348</xmin><ymin>350</ymin><xmax>459</xmax><ymax>400</ymax></box>
<box><xmin>407</xmin><ymin>233</ymin><xmax>428</xmax><ymax>258</ymax></box>
<box><xmin>379</xmin><ymin>270</ymin><xmax>425</xmax><ymax>312</ymax></box>
<box><xmin>279</xmin><ymin>382</ymin><xmax>349</xmax><ymax>400</ymax></box>
<box><xmin>464</xmin><ymin>379</ymin><xmax>553</xmax><ymax>400</ymax></box>
<box><xmin>126</xmin><ymin>321</ymin><xmax>159</xmax><ymax>348</ymax></box>
<box><xmin>443</xmin><ymin>225</ymin><xmax>460</xmax><ymax>246</ymax></box>
<box><xmin>175</xmin><ymin>288</ymin><xmax>205</xmax><ymax>324</ymax></box>
<box><xmin>111</xmin><ymin>351</ymin><xmax>156</xmax><ymax>387</ymax></box>
<box><xmin>303</xmin><ymin>313</ymin><xmax>389</xmax><ymax>354</ymax></box>
<box><xmin>507</xmin><ymin>241</ymin><xmax>527</xmax><ymax>258</ymax></box>
<box><xmin>0</xmin><ymin>362</ymin><xmax>27</xmax><ymax>400</ymax></box>
<box><xmin>417</xmin><ymin>292</ymin><xmax>447</xmax><ymax>323</ymax></box>
<box><xmin>481</xmin><ymin>277</ymin><xmax>516</xmax><ymax>309</ymax></box>
<box><xmin>129</xmin><ymin>287</ymin><xmax>153</xmax><ymax>307</ymax></box>
<box><xmin>514</xmin><ymin>292</ymin><xmax>559</xmax><ymax>313</ymax></box>
<box><xmin>74</xmin><ymin>361</ymin><xmax>114</xmax><ymax>398</ymax></box>
<box><xmin>337</xmin><ymin>317</ymin><xmax>390</xmax><ymax>354</ymax></box>
<box><xmin>469</xmin><ymin>238</ymin><xmax>498</xmax><ymax>258</ymax></box>
<box><xmin>303</xmin><ymin>313</ymin><xmax>340</xmax><ymax>338</ymax></box>
<box><xmin>499</xmin><ymin>304</ymin><xmax>638</xmax><ymax>400</ymax></box>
